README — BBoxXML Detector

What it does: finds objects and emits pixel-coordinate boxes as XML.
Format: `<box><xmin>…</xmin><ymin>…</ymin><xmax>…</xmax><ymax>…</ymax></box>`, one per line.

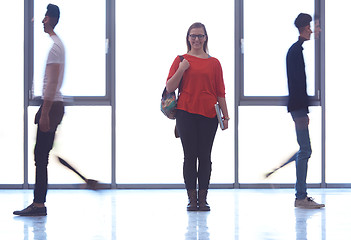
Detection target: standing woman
<box><xmin>166</xmin><ymin>22</ymin><xmax>229</xmax><ymax>211</ymax></box>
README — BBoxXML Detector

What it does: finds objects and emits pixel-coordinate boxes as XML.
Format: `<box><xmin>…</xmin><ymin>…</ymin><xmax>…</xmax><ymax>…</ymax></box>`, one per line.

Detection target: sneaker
<box><xmin>295</xmin><ymin>197</ymin><xmax>325</xmax><ymax>209</ymax></box>
<box><xmin>13</xmin><ymin>203</ymin><xmax>47</xmax><ymax>216</ymax></box>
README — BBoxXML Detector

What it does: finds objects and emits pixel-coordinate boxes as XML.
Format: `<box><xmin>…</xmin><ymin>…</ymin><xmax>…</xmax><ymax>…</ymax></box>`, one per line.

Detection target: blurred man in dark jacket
<box><xmin>286</xmin><ymin>13</ymin><xmax>324</xmax><ymax>209</ymax></box>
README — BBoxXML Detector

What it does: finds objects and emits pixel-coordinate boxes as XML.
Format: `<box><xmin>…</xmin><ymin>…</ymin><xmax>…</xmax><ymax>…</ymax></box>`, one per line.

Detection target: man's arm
<box><xmin>40</xmin><ymin>63</ymin><xmax>60</xmax><ymax>132</ymax></box>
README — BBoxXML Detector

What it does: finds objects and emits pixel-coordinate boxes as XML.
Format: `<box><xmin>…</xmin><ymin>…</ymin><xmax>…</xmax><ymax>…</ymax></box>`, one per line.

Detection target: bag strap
<box><xmin>178</xmin><ymin>55</ymin><xmax>184</xmax><ymax>97</ymax></box>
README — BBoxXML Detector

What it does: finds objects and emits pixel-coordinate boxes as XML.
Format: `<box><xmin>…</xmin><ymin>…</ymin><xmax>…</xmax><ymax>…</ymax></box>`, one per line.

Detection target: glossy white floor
<box><xmin>1</xmin><ymin>188</ymin><xmax>351</xmax><ymax>240</ymax></box>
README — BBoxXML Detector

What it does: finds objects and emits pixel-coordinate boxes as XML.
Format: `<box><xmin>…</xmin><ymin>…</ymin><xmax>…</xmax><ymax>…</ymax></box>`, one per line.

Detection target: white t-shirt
<box><xmin>42</xmin><ymin>34</ymin><xmax>65</xmax><ymax>101</ymax></box>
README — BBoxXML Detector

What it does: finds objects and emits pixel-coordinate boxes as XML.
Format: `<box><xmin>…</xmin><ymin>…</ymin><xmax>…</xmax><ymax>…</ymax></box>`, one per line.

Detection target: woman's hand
<box><xmin>179</xmin><ymin>59</ymin><xmax>190</xmax><ymax>72</ymax></box>
<box><xmin>217</xmin><ymin>97</ymin><xmax>229</xmax><ymax>130</ymax></box>
<box><xmin>166</xmin><ymin>59</ymin><xmax>190</xmax><ymax>93</ymax></box>
<box><xmin>222</xmin><ymin>119</ymin><xmax>229</xmax><ymax>130</ymax></box>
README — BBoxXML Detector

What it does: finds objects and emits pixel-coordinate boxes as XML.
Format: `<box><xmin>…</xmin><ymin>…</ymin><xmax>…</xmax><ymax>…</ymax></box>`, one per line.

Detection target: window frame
<box><xmin>23</xmin><ymin>0</ymin><xmax>116</xmax><ymax>188</ymax></box>
<box><xmin>238</xmin><ymin>0</ymin><xmax>321</xmax><ymax>107</ymax></box>
<box><xmin>235</xmin><ymin>0</ymin><xmax>325</xmax><ymax>188</ymax></box>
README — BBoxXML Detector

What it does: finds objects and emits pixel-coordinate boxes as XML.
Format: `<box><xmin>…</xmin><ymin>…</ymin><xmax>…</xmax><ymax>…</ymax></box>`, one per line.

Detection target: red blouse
<box><xmin>167</xmin><ymin>54</ymin><xmax>226</xmax><ymax>118</ymax></box>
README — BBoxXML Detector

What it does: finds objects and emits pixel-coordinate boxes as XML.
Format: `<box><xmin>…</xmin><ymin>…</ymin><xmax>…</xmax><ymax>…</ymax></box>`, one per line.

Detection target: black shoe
<box><xmin>13</xmin><ymin>203</ymin><xmax>47</xmax><ymax>216</ymax></box>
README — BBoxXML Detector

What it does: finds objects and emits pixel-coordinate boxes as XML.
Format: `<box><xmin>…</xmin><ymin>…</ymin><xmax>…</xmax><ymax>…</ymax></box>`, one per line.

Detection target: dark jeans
<box><xmin>176</xmin><ymin>110</ymin><xmax>218</xmax><ymax>190</ymax></box>
<box><xmin>33</xmin><ymin>102</ymin><xmax>64</xmax><ymax>203</ymax></box>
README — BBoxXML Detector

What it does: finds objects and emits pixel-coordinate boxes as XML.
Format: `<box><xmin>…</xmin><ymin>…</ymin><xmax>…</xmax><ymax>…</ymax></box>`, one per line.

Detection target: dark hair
<box><xmin>186</xmin><ymin>22</ymin><xmax>208</xmax><ymax>53</ymax></box>
<box><xmin>294</xmin><ymin>13</ymin><xmax>312</xmax><ymax>30</ymax></box>
<box><xmin>45</xmin><ymin>4</ymin><xmax>60</xmax><ymax>28</ymax></box>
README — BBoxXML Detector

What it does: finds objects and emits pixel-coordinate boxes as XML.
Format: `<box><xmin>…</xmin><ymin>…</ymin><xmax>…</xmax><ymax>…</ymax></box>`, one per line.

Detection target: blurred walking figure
<box><xmin>286</xmin><ymin>13</ymin><xmax>324</xmax><ymax>209</ymax></box>
<box><xmin>14</xmin><ymin>3</ymin><xmax>65</xmax><ymax>216</ymax></box>
<box><xmin>265</xmin><ymin>15</ymin><xmax>322</xmax><ymax>178</ymax></box>
<box><xmin>166</xmin><ymin>22</ymin><xmax>229</xmax><ymax>211</ymax></box>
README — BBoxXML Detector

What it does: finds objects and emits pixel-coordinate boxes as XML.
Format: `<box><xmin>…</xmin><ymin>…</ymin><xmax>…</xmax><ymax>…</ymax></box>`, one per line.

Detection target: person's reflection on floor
<box><xmin>295</xmin><ymin>208</ymin><xmax>320</xmax><ymax>240</ymax></box>
<box><xmin>185</xmin><ymin>211</ymin><xmax>210</xmax><ymax>240</ymax></box>
<box><xmin>14</xmin><ymin>216</ymin><xmax>47</xmax><ymax>240</ymax></box>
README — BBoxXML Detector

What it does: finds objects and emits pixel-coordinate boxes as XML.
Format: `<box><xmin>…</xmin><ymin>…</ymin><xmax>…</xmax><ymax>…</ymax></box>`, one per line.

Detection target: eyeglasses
<box><xmin>189</xmin><ymin>34</ymin><xmax>206</xmax><ymax>40</ymax></box>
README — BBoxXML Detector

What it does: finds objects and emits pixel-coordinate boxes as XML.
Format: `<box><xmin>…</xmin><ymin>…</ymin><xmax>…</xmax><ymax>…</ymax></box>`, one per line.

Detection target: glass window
<box><xmin>239</xmin><ymin>106</ymin><xmax>321</xmax><ymax>184</ymax></box>
<box><xmin>28</xmin><ymin>106</ymin><xmax>111</xmax><ymax>184</ymax></box>
<box><xmin>33</xmin><ymin>0</ymin><xmax>106</xmax><ymax>97</ymax></box>
<box><xmin>115</xmin><ymin>0</ymin><xmax>235</xmax><ymax>184</ymax></box>
<box><xmin>0</xmin><ymin>1</ymin><xmax>24</xmax><ymax>184</ymax></box>
<box><xmin>243</xmin><ymin>0</ymin><xmax>315</xmax><ymax>96</ymax></box>
<box><xmin>325</xmin><ymin>1</ymin><xmax>351</xmax><ymax>183</ymax></box>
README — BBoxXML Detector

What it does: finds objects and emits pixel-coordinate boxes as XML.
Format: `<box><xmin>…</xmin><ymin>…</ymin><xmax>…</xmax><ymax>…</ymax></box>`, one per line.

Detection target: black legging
<box><xmin>176</xmin><ymin>110</ymin><xmax>218</xmax><ymax>190</ymax></box>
